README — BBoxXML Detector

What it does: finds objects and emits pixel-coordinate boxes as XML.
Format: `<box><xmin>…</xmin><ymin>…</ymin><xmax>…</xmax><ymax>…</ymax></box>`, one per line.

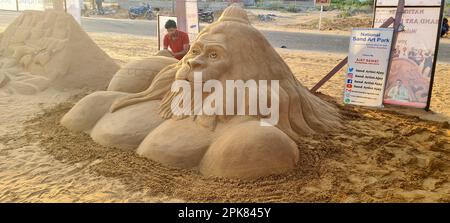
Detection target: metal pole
<box><xmin>172</xmin><ymin>0</ymin><xmax>175</xmax><ymax>15</ymax></box>
<box><xmin>157</xmin><ymin>15</ymin><xmax>161</xmax><ymax>51</ymax></box>
<box><xmin>319</xmin><ymin>5</ymin><xmax>323</xmax><ymax>31</ymax></box>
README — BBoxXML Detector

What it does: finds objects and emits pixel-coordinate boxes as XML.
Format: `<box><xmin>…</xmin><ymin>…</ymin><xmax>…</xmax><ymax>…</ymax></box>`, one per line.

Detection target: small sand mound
<box><xmin>0</xmin><ymin>10</ymin><xmax>119</xmax><ymax>95</ymax></box>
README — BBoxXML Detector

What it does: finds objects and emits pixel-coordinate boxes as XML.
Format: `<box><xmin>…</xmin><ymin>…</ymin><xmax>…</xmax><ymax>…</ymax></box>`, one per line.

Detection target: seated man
<box><xmin>163</xmin><ymin>20</ymin><xmax>190</xmax><ymax>60</ymax></box>
<box><xmin>387</xmin><ymin>79</ymin><xmax>410</xmax><ymax>102</ymax></box>
<box><xmin>442</xmin><ymin>18</ymin><xmax>448</xmax><ymax>37</ymax></box>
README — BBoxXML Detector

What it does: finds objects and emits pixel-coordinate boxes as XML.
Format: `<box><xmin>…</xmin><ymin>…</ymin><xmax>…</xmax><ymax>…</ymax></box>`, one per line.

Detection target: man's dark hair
<box><xmin>444</xmin><ymin>18</ymin><xmax>448</xmax><ymax>23</ymax></box>
<box><xmin>165</xmin><ymin>20</ymin><xmax>177</xmax><ymax>29</ymax></box>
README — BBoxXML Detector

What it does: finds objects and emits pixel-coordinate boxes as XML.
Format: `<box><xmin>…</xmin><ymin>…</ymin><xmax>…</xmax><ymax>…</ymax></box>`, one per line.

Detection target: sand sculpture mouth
<box><xmin>0</xmin><ymin>10</ymin><xmax>119</xmax><ymax>95</ymax></box>
<box><xmin>60</xmin><ymin>5</ymin><xmax>342</xmax><ymax>179</ymax></box>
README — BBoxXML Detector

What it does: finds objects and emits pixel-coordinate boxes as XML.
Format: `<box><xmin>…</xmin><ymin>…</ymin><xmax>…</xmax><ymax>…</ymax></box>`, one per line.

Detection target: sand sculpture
<box><xmin>61</xmin><ymin>5</ymin><xmax>341</xmax><ymax>179</ymax></box>
<box><xmin>0</xmin><ymin>10</ymin><xmax>119</xmax><ymax>94</ymax></box>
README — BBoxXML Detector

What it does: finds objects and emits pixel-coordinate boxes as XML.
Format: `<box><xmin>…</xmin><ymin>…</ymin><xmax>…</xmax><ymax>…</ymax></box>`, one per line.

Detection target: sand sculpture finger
<box><xmin>109</xmin><ymin>63</ymin><xmax>179</xmax><ymax>113</ymax></box>
<box><xmin>107</xmin><ymin>56</ymin><xmax>178</xmax><ymax>93</ymax></box>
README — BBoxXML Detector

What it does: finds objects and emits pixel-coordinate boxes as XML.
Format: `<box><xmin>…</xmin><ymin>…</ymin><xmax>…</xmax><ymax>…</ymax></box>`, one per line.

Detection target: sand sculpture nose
<box><xmin>187</xmin><ymin>58</ymin><xmax>205</xmax><ymax>70</ymax></box>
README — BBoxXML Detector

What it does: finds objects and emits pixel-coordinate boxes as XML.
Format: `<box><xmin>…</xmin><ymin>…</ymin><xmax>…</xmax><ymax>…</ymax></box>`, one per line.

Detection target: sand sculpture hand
<box><xmin>109</xmin><ymin>63</ymin><xmax>178</xmax><ymax>113</ymax></box>
<box><xmin>155</xmin><ymin>49</ymin><xmax>174</xmax><ymax>58</ymax></box>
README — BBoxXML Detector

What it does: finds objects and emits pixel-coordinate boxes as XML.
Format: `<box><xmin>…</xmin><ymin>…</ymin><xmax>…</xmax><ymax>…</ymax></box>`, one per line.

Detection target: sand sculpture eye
<box><xmin>209</xmin><ymin>51</ymin><xmax>218</xmax><ymax>59</ymax></box>
<box><xmin>191</xmin><ymin>48</ymin><xmax>201</xmax><ymax>55</ymax></box>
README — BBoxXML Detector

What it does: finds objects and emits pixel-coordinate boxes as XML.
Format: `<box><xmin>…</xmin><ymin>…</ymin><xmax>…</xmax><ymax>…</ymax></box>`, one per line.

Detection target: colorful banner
<box><xmin>374</xmin><ymin>7</ymin><xmax>441</xmax><ymax>108</ymax></box>
<box><xmin>0</xmin><ymin>0</ymin><xmax>17</xmax><ymax>10</ymax></box>
<box><xmin>376</xmin><ymin>0</ymin><xmax>442</xmax><ymax>6</ymax></box>
<box><xmin>344</xmin><ymin>28</ymin><xmax>393</xmax><ymax>107</ymax></box>
<box><xmin>185</xmin><ymin>0</ymin><xmax>199</xmax><ymax>43</ymax></box>
<box><xmin>158</xmin><ymin>15</ymin><xmax>178</xmax><ymax>51</ymax></box>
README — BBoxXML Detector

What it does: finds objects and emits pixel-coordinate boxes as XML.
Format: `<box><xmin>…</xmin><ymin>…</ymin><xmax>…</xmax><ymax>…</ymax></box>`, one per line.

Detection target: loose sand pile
<box><xmin>24</xmin><ymin>94</ymin><xmax>450</xmax><ymax>202</ymax></box>
<box><xmin>0</xmin><ymin>10</ymin><xmax>119</xmax><ymax>95</ymax></box>
<box><xmin>0</xmin><ymin>90</ymin><xmax>181</xmax><ymax>202</ymax></box>
<box><xmin>1</xmin><ymin>32</ymin><xmax>449</xmax><ymax>202</ymax></box>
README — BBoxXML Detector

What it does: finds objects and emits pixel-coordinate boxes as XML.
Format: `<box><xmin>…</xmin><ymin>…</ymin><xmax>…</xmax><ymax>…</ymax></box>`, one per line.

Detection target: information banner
<box><xmin>344</xmin><ymin>28</ymin><xmax>394</xmax><ymax>107</ymax></box>
<box><xmin>185</xmin><ymin>0</ymin><xmax>199</xmax><ymax>43</ymax></box>
<box><xmin>376</xmin><ymin>0</ymin><xmax>442</xmax><ymax>6</ymax></box>
<box><xmin>0</xmin><ymin>0</ymin><xmax>17</xmax><ymax>10</ymax></box>
<box><xmin>374</xmin><ymin>7</ymin><xmax>442</xmax><ymax>108</ymax></box>
<box><xmin>158</xmin><ymin>15</ymin><xmax>178</xmax><ymax>51</ymax></box>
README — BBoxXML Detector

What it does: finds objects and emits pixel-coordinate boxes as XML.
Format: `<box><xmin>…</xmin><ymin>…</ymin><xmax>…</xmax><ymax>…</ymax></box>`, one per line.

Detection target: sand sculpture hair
<box><xmin>0</xmin><ymin>10</ymin><xmax>119</xmax><ymax>94</ymax></box>
<box><xmin>61</xmin><ymin>5</ymin><xmax>341</xmax><ymax>179</ymax></box>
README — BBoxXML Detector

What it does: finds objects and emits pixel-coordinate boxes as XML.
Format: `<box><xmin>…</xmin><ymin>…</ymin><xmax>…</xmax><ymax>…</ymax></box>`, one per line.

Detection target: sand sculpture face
<box><xmin>177</xmin><ymin>33</ymin><xmax>231</xmax><ymax>82</ymax></box>
<box><xmin>61</xmin><ymin>5</ymin><xmax>341</xmax><ymax>179</ymax></box>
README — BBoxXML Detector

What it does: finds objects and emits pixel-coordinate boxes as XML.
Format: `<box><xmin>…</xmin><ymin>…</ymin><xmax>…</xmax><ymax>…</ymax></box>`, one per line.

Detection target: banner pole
<box><xmin>425</xmin><ymin>0</ymin><xmax>446</xmax><ymax>111</ymax></box>
<box><xmin>319</xmin><ymin>5</ymin><xmax>323</xmax><ymax>31</ymax></box>
<box><xmin>172</xmin><ymin>0</ymin><xmax>175</xmax><ymax>14</ymax></box>
<box><xmin>157</xmin><ymin>14</ymin><xmax>160</xmax><ymax>51</ymax></box>
<box><xmin>381</xmin><ymin>0</ymin><xmax>405</xmax><ymax>107</ymax></box>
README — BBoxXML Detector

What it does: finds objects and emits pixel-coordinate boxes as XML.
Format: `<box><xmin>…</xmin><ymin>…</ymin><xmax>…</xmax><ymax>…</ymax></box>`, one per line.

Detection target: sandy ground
<box><xmin>0</xmin><ymin>89</ymin><xmax>181</xmax><ymax>202</ymax></box>
<box><xmin>1</xmin><ymin>31</ymin><xmax>449</xmax><ymax>202</ymax></box>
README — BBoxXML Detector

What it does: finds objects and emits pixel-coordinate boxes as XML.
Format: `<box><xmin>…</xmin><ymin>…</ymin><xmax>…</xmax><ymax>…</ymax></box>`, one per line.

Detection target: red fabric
<box><xmin>163</xmin><ymin>30</ymin><xmax>189</xmax><ymax>60</ymax></box>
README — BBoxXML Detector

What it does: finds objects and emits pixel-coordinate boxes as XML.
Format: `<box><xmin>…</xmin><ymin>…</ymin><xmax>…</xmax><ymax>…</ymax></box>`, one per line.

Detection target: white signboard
<box><xmin>0</xmin><ymin>0</ymin><xmax>17</xmax><ymax>10</ymax></box>
<box><xmin>376</xmin><ymin>0</ymin><xmax>442</xmax><ymax>6</ymax></box>
<box><xmin>158</xmin><ymin>16</ymin><xmax>178</xmax><ymax>51</ymax></box>
<box><xmin>185</xmin><ymin>0</ymin><xmax>199</xmax><ymax>42</ymax></box>
<box><xmin>18</xmin><ymin>0</ymin><xmax>45</xmax><ymax>10</ymax></box>
<box><xmin>344</xmin><ymin>28</ymin><xmax>394</xmax><ymax>107</ymax></box>
<box><xmin>374</xmin><ymin>7</ymin><xmax>441</xmax><ymax>108</ymax></box>
<box><xmin>66</xmin><ymin>0</ymin><xmax>81</xmax><ymax>24</ymax></box>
